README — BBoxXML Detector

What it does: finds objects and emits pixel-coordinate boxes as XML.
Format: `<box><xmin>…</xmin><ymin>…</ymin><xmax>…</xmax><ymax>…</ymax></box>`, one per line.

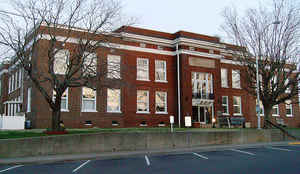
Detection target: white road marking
<box><xmin>230</xmin><ymin>149</ymin><xmax>255</xmax><ymax>156</ymax></box>
<box><xmin>0</xmin><ymin>165</ymin><xmax>24</xmax><ymax>173</ymax></box>
<box><xmin>72</xmin><ymin>160</ymin><xmax>91</xmax><ymax>173</ymax></box>
<box><xmin>267</xmin><ymin>147</ymin><xmax>292</xmax><ymax>152</ymax></box>
<box><xmin>145</xmin><ymin>155</ymin><xmax>151</xmax><ymax>166</ymax></box>
<box><xmin>193</xmin><ymin>153</ymin><xmax>208</xmax><ymax>160</ymax></box>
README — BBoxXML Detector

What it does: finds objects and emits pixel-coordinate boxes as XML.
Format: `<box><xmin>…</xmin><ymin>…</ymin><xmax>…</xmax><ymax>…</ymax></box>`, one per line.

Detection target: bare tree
<box><xmin>0</xmin><ymin>0</ymin><xmax>135</xmax><ymax>131</ymax></box>
<box><xmin>221</xmin><ymin>0</ymin><xmax>300</xmax><ymax>127</ymax></box>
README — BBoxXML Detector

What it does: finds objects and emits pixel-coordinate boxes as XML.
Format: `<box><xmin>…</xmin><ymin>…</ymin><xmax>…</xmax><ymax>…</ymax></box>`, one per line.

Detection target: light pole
<box><xmin>256</xmin><ymin>21</ymin><xmax>280</xmax><ymax>129</ymax></box>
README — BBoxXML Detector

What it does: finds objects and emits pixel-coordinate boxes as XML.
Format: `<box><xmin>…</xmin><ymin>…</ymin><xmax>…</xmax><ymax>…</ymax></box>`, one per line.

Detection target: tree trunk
<box><xmin>51</xmin><ymin>108</ymin><xmax>61</xmax><ymax>131</ymax></box>
<box><xmin>264</xmin><ymin>107</ymin><xmax>272</xmax><ymax>129</ymax></box>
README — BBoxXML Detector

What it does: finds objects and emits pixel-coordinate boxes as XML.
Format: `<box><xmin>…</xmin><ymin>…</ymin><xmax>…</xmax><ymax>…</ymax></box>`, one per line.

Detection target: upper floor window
<box><xmin>256</xmin><ymin>100</ymin><xmax>264</xmax><ymax>116</ymax></box>
<box><xmin>137</xmin><ymin>58</ymin><xmax>149</xmax><ymax>81</ymax></box>
<box><xmin>222</xmin><ymin>96</ymin><xmax>229</xmax><ymax>115</ymax></box>
<box><xmin>221</xmin><ymin>68</ymin><xmax>228</xmax><ymax>88</ymax></box>
<box><xmin>233</xmin><ymin>96</ymin><xmax>242</xmax><ymax>115</ymax></box>
<box><xmin>286</xmin><ymin>101</ymin><xmax>293</xmax><ymax>117</ymax></box>
<box><xmin>155</xmin><ymin>91</ymin><xmax>167</xmax><ymax>114</ymax></box>
<box><xmin>53</xmin><ymin>88</ymin><xmax>69</xmax><ymax>111</ymax></box>
<box><xmin>285</xmin><ymin>79</ymin><xmax>291</xmax><ymax>93</ymax></box>
<box><xmin>155</xmin><ymin>60</ymin><xmax>167</xmax><ymax>82</ymax></box>
<box><xmin>82</xmin><ymin>87</ymin><xmax>96</xmax><ymax>112</ymax></box>
<box><xmin>107</xmin><ymin>89</ymin><xmax>121</xmax><ymax>113</ymax></box>
<box><xmin>82</xmin><ymin>52</ymin><xmax>97</xmax><ymax>76</ymax></box>
<box><xmin>137</xmin><ymin>90</ymin><xmax>149</xmax><ymax>113</ymax></box>
<box><xmin>232</xmin><ymin>69</ymin><xmax>241</xmax><ymax>89</ymax></box>
<box><xmin>191</xmin><ymin>72</ymin><xmax>213</xmax><ymax>99</ymax></box>
<box><xmin>272</xmin><ymin>105</ymin><xmax>279</xmax><ymax>116</ymax></box>
<box><xmin>54</xmin><ymin>49</ymin><xmax>69</xmax><ymax>75</ymax></box>
<box><xmin>107</xmin><ymin>55</ymin><xmax>121</xmax><ymax>79</ymax></box>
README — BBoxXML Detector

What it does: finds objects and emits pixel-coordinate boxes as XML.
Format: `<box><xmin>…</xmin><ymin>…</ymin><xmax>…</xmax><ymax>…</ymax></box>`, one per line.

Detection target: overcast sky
<box><xmin>122</xmin><ymin>0</ymin><xmax>273</xmax><ymax>38</ymax></box>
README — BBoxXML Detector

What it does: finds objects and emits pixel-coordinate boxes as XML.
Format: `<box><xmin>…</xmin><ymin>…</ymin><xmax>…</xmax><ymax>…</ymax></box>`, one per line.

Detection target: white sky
<box><xmin>0</xmin><ymin>0</ymin><xmax>273</xmax><ymax>39</ymax></box>
<box><xmin>122</xmin><ymin>0</ymin><xmax>273</xmax><ymax>38</ymax></box>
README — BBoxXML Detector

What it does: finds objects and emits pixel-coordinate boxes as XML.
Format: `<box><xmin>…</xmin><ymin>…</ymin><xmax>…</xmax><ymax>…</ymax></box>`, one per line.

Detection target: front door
<box><xmin>192</xmin><ymin>106</ymin><xmax>210</xmax><ymax>124</ymax></box>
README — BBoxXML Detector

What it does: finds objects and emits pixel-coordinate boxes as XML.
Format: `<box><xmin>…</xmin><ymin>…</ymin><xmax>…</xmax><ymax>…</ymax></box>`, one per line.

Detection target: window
<box><xmin>107</xmin><ymin>55</ymin><xmax>121</xmax><ymax>79</ymax></box>
<box><xmin>16</xmin><ymin>71</ymin><xmax>19</xmax><ymax>89</ymax></box>
<box><xmin>82</xmin><ymin>52</ymin><xmax>97</xmax><ymax>76</ymax></box>
<box><xmin>107</xmin><ymin>89</ymin><xmax>121</xmax><ymax>112</ymax></box>
<box><xmin>233</xmin><ymin>96</ymin><xmax>242</xmax><ymax>115</ymax></box>
<box><xmin>12</xmin><ymin>73</ymin><xmax>15</xmax><ymax>91</ymax></box>
<box><xmin>286</xmin><ymin>103</ymin><xmax>293</xmax><ymax>117</ymax></box>
<box><xmin>82</xmin><ymin>87</ymin><xmax>96</xmax><ymax>112</ymax></box>
<box><xmin>155</xmin><ymin>60</ymin><xmax>167</xmax><ymax>82</ymax></box>
<box><xmin>137</xmin><ymin>58</ymin><xmax>149</xmax><ymax>81</ymax></box>
<box><xmin>256</xmin><ymin>100</ymin><xmax>264</xmax><ymax>116</ymax></box>
<box><xmin>53</xmin><ymin>89</ymin><xmax>68</xmax><ymax>111</ymax></box>
<box><xmin>232</xmin><ymin>70</ymin><xmax>241</xmax><ymax>89</ymax></box>
<box><xmin>189</xmin><ymin>46</ymin><xmax>195</xmax><ymax>51</ymax></box>
<box><xmin>155</xmin><ymin>91</ymin><xmax>167</xmax><ymax>113</ymax></box>
<box><xmin>18</xmin><ymin>69</ymin><xmax>22</xmax><ymax>88</ymax></box>
<box><xmin>221</xmin><ymin>68</ymin><xmax>228</xmax><ymax>88</ymax></box>
<box><xmin>222</xmin><ymin>96</ymin><xmax>229</xmax><ymax>115</ymax></box>
<box><xmin>285</xmin><ymin>79</ymin><xmax>291</xmax><ymax>93</ymax></box>
<box><xmin>8</xmin><ymin>76</ymin><xmax>11</xmax><ymax>93</ymax></box>
<box><xmin>140</xmin><ymin>43</ymin><xmax>146</xmax><ymax>48</ymax></box>
<box><xmin>191</xmin><ymin>72</ymin><xmax>213</xmax><ymax>99</ymax></box>
<box><xmin>272</xmin><ymin>105</ymin><xmax>279</xmax><ymax>116</ymax></box>
<box><xmin>137</xmin><ymin>90</ymin><xmax>149</xmax><ymax>113</ymax></box>
<box><xmin>157</xmin><ymin>45</ymin><xmax>164</xmax><ymax>50</ymax></box>
<box><xmin>54</xmin><ymin>49</ymin><xmax>69</xmax><ymax>74</ymax></box>
<box><xmin>27</xmin><ymin>88</ymin><xmax>31</xmax><ymax>112</ymax></box>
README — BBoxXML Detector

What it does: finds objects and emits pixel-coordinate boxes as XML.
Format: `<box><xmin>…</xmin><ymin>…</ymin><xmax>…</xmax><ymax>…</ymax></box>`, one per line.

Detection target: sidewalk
<box><xmin>1</xmin><ymin>141</ymin><xmax>297</xmax><ymax>165</ymax></box>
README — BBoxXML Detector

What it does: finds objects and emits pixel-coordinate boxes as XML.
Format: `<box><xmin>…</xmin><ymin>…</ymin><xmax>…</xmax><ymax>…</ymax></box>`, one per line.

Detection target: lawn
<box><xmin>0</xmin><ymin>127</ymin><xmax>246</xmax><ymax>139</ymax></box>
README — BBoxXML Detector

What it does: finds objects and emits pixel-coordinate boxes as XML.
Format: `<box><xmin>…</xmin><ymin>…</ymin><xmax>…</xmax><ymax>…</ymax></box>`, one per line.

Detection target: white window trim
<box><xmin>286</xmin><ymin>104</ymin><xmax>293</xmax><ymax>117</ymax></box>
<box><xmin>155</xmin><ymin>91</ymin><xmax>168</xmax><ymax>114</ymax></box>
<box><xmin>222</xmin><ymin>96</ymin><xmax>229</xmax><ymax>115</ymax></box>
<box><xmin>81</xmin><ymin>87</ymin><xmax>97</xmax><ymax>112</ymax></box>
<box><xmin>107</xmin><ymin>89</ymin><xmax>121</xmax><ymax>113</ymax></box>
<box><xmin>233</xmin><ymin>96</ymin><xmax>242</xmax><ymax>116</ymax></box>
<box><xmin>232</xmin><ymin>69</ymin><xmax>241</xmax><ymax>89</ymax></box>
<box><xmin>221</xmin><ymin>68</ymin><xmax>228</xmax><ymax>88</ymax></box>
<box><xmin>137</xmin><ymin>58</ymin><xmax>149</xmax><ymax>81</ymax></box>
<box><xmin>272</xmin><ymin>105</ymin><xmax>279</xmax><ymax>117</ymax></box>
<box><xmin>136</xmin><ymin>90</ymin><xmax>150</xmax><ymax>114</ymax></box>
<box><xmin>155</xmin><ymin>60</ymin><xmax>167</xmax><ymax>82</ymax></box>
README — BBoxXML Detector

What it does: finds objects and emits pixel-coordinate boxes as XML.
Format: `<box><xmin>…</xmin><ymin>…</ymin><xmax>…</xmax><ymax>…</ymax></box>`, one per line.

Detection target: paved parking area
<box><xmin>1</xmin><ymin>144</ymin><xmax>300</xmax><ymax>174</ymax></box>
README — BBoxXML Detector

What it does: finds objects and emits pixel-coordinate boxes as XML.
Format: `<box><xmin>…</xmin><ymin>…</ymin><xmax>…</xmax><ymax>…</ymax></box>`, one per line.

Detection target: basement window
<box><xmin>84</xmin><ymin>120</ymin><xmax>92</xmax><ymax>126</ymax></box>
<box><xmin>158</xmin><ymin>122</ymin><xmax>165</xmax><ymax>127</ymax></box>
<box><xmin>112</xmin><ymin>120</ymin><xmax>119</xmax><ymax>126</ymax></box>
<box><xmin>140</xmin><ymin>121</ymin><xmax>147</xmax><ymax>127</ymax></box>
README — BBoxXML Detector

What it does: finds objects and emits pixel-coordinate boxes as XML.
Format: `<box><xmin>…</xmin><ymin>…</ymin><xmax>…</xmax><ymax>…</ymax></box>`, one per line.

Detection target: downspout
<box><xmin>176</xmin><ymin>43</ymin><xmax>181</xmax><ymax>128</ymax></box>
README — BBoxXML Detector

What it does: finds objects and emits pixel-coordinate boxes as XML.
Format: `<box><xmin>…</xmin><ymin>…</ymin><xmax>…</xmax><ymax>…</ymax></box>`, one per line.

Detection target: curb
<box><xmin>0</xmin><ymin>141</ymin><xmax>294</xmax><ymax>165</ymax></box>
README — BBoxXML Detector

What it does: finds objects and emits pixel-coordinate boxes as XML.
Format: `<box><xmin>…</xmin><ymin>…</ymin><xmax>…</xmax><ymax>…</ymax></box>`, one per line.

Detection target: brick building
<box><xmin>0</xmin><ymin>26</ymin><xmax>300</xmax><ymax>128</ymax></box>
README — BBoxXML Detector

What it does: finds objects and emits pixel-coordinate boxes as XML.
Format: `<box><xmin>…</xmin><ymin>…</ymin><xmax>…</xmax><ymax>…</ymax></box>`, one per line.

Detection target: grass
<box><xmin>0</xmin><ymin>127</ymin><xmax>286</xmax><ymax>140</ymax></box>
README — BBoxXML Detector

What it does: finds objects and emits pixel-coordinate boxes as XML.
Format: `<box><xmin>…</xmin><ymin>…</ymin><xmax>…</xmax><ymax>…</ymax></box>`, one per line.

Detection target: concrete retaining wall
<box><xmin>0</xmin><ymin>129</ymin><xmax>287</xmax><ymax>158</ymax></box>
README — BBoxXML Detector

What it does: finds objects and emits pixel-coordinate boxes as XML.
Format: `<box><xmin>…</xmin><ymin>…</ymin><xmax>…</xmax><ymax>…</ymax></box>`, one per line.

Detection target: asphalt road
<box><xmin>1</xmin><ymin>145</ymin><xmax>300</xmax><ymax>174</ymax></box>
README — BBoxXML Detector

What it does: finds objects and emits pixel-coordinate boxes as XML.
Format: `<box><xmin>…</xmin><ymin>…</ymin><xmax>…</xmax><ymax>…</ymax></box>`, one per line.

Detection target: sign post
<box><xmin>170</xmin><ymin>115</ymin><xmax>174</xmax><ymax>133</ymax></box>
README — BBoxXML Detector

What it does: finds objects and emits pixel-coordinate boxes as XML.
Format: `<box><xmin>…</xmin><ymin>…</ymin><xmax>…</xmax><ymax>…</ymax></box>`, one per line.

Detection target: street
<box><xmin>1</xmin><ymin>145</ymin><xmax>300</xmax><ymax>174</ymax></box>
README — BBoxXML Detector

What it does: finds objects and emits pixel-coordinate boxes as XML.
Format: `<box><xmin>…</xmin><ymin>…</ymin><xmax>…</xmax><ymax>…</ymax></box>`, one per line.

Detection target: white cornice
<box><xmin>40</xmin><ymin>34</ymin><xmax>222</xmax><ymax>59</ymax></box>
